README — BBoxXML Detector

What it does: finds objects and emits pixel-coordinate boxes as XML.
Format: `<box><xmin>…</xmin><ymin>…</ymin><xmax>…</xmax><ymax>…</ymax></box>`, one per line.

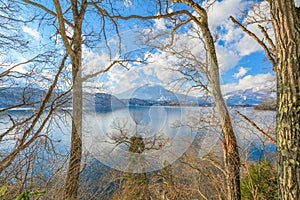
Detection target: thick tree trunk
<box><xmin>56</xmin><ymin>1</ymin><xmax>86</xmax><ymax>198</ymax></box>
<box><xmin>22</xmin><ymin>1</ymin><xmax>86</xmax><ymax>199</ymax></box>
<box><xmin>207</xmin><ymin>38</ymin><xmax>241</xmax><ymax>200</ymax></box>
<box><xmin>270</xmin><ymin>0</ymin><xmax>300</xmax><ymax>199</ymax></box>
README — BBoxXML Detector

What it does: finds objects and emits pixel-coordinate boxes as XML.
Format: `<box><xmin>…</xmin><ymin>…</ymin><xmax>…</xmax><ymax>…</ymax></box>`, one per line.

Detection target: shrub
<box><xmin>241</xmin><ymin>159</ymin><xmax>277</xmax><ymax>199</ymax></box>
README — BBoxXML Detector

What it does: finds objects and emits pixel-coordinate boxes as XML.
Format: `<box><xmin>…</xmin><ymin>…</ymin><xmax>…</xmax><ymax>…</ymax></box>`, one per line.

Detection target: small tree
<box><xmin>241</xmin><ymin>160</ymin><xmax>277</xmax><ymax>200</ymax></box>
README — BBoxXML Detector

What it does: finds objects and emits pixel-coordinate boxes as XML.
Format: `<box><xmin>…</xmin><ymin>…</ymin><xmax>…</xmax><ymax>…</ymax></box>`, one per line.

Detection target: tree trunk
<box><xmin>52</xmin><ymin>0</ymin><xmax>86</xmax><ymax>198</ymax></box>
<box><xmin>197</xmin><ymin>8</ymin><xmax>241</xmax><ymax>200</ymax></box>
<box><xmin>64</xmin><ymin>64</ymin><xmax>83</xmax><ymax>199</ymax></box>
<box><xmin>269</xmin><ymin>0</ymin><xmax>300</xmax><ymax>199</ymax></box>
<box><xmin>172</xmin><ymin>0</ymin><xmax>241</xmax><ymax>198</ymax></box>
<box><xmin>64</xmin><ymin>37</ymin><xmax>83</xmax><ymax>199</ymax></box>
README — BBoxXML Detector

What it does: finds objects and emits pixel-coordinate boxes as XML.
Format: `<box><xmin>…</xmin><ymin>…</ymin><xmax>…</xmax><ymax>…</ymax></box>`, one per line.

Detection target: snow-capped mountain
<box><xmin>117</xmin><ymin>85</ymin><xmax>276</xmax><ymax>106</ymax></box>
<box><xmin>117</xmin><ymin>84</ymin><xmax>210</xmax><ymax>105</ymax></box>
<box><xmin>224</xmin><ymin>88</ymin><xmax>276</xmax><ymax>106</ymax></box>
<box><xmin>117</xmin><ymin>84</ymin><xmax>177</xmax><ymax>101</ymax></box>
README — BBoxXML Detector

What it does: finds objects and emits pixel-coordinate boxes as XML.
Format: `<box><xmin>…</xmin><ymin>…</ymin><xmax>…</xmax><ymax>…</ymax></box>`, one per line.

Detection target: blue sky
<box><xmin>96</xmin><ymin>0</ymin><xmax>277</xmax><ymax>96</ymax></box>
<box><xmin>1</xmin><ymin>0</ymin><xmax>286</xmax><ymax>97</ymax></box>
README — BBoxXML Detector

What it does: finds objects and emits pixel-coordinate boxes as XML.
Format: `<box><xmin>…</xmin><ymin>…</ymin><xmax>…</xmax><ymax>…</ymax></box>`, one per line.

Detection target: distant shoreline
<box><xmin>1</xmin><ymin>102</ymin><xmax>278</xmax><ymax>112</ymax></box>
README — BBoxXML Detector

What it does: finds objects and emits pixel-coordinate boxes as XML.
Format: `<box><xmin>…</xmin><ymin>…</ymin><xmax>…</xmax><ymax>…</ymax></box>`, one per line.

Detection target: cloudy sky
<box><xmin>3</xmin><ymin>0</ymin><xmax>293</xmax><ymax>96</ymax></box>
<box><xmin>94</xmin><ymin>0</ymin><xmax>277</xmax><ymax>96</ymax></box>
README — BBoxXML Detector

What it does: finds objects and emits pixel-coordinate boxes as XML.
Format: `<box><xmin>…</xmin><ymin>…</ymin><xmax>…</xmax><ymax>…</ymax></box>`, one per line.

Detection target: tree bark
<box><xmin>269</xmin><ymin>0</ymin><xmax>300</xmax><ymax>199</ymax></box>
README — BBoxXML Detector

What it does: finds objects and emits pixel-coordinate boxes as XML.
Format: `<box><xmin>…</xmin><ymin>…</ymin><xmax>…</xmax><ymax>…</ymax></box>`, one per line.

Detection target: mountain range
<box><xmin>0</xmin><ymin>85</ymin><xmax>276</xmax><ymax>111</ymax></box>
<box><xmin>224</xmin><ymin>88</ymin><xmax>276</xmax><ymax>106</ymax></box>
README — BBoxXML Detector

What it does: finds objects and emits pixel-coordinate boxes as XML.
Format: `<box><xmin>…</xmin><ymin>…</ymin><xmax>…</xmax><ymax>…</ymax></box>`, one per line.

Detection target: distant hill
<box><xmin>253</xmin><ymin>100</ymin><xmax>276</xmax><ymax>111</ymax></box>
<box><xmin>94</xmin><ymin>93</ymin><xmax>125</xmax><ymax>112</ymax></box>
<box><xmin>0</xmin><ymin>86</ymin><xmax>45</xmax><ymax>108</ymax></box>
<box><xmin>0</xmin><ymin>86</ymin><xmax>72</xmax><ymax>110</ymax></box>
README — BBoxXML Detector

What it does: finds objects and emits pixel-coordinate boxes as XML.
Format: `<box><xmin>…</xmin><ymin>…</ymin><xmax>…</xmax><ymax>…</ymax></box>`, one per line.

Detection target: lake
<box><xmin>0</xmin><ymin>106</ymin><xmax>276</xmax><ymax>173</ymax></box>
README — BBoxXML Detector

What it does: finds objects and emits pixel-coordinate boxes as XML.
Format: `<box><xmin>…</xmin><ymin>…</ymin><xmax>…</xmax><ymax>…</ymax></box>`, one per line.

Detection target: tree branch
<box><xmin>22</xmin><ymin>0</ymin><xmax>73</xmax><ymax>28</ymax></box>
<box><xmin>235</xmin><ymin>110</ymin><xmax>276</xmax><ymax>144</ymax></box>
<box><xmin>258</xmin><ymin>24</ymin><xmax>276</xmax><ymax>53</ymax></box>
<box><xmin>81</xmin><ymin>59</ymin><xmax>130</xmax><ymax>82</ymax></box>
<box><xmin>53</xmin><ymin>0</ymin><xmax>74</xmax><ymax>57</ymax></box>
<box><xmin>230</xmin><ymin>16</ymin><xmax>276</xmax><ymax>69</ymax></box>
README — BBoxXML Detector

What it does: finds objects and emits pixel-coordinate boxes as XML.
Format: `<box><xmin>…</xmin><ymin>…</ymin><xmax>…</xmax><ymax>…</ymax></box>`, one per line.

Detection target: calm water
<box><xmin>0</xmin><ymin>106</ymin><xmax>276</xmax><ymax>166</ymax></box>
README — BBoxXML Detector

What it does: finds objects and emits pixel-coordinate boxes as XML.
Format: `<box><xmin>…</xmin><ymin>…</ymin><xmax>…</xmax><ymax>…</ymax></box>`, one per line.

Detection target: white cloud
<box><xmin>2</xmin><ymin>63</ymin><xmax>28</xmax><ymax>74</ymax></box>
<box><xmin>108</xmin><ymin>66</ymin><xmax>141</xmax><ymax>93</ymax></box>
<box><xmin>207</xmin><ymin>0</ymin><xmax>248</xmax><ymax>28</ymax></box>
<box><xmin>220</xmin><ymin>23</ymin><xmax>262</xmax><ymax>57</ymax></box>
<box><xmin>154</xmin><ymin>18</ymin><xmax>168</xmax><ymax>30</ymax></box>
<box><xmin>222</xmin><ymin>73</ymin><xmax>275</xmax><ymax>93</ymax></box>
<box><xmin>233</xmin><ymin>66</ymin><xmax>249</xmax><ymax>78</ymax></box>
<box><xmin>222</xmin><ymin>22</ymin><xmax>244</xmax><ymax>44</ymax></box>
<box><xmin>234</xmin><ymin>33</ymin><xmax>262</xmax><ymax>56</ymax></box>
<box><xmin>22</xmin><ymin>26</ymin><xmax>40</xmax><ymax>40</ymax></box>
<box><xmin>146</xmin><ymin>51</ymin><xmax>181</xmax><ymax>85</ymax></box>
<box><xmin>82</xmin><ymin>47</ymin><xmax>111</xmax><ymax>77</ymax></box>
<box><xmin>216</xmin><ymin>44</ymin><xmax>240</xmax><ymax>71</ymax></box>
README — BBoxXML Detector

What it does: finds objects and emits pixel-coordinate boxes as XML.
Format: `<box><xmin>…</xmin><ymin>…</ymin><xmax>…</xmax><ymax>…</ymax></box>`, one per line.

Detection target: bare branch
<box><xmin>235</xmin><ymin>110</ymin><xmax>276</xmax><ymax>144</ymax></box>
<box><xmin>81</xmin><ymin>59</ymin><xmax>139</xmax><ymax>82</ymax></box>
<box><xmin>230</xmin><ymin>16</ymin><xmax>276</xmax><ymax>69</ymax></box>
<box><xmin>22</xmin><ymin>0</ymin><xmax>73</xmax><ymax>28</ymax></box>
<box><xmin>52</xmin><ymin>0</ymin><xmax>74</xmax><ymax>57</ymax></box>
<box><xmin>0</xmin><ymin>54</ymin><xmax>68</xmax><ymax>173</ymax></box>
<box><xmin>201</xmin><ymin>156</ymin><xmax>226</xmax><ymax>175</ymax></box>
<box><xmin>257</xmin><ymin>24</ymin><xmax>276</xmax><ymax>53</ymax></box>
<box><xmin>0</xmin><ymin>54</ymin><xmax>45</xmax><ymax>78</ymax></box>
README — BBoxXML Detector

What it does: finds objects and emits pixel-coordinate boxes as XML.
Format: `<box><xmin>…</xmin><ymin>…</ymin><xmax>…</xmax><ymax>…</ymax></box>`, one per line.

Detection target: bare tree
<box><xmin>111</xmin><ymin>1</ymin><xmax>241</xmax><ymax>199</ymax></box>
<box><xmin>0</xmin><ymin>55</ymin><xmax>71</xmax><ymax>199</ymax></box>
<box><xmin>20</xmin><ymin>1</ymin><xmax>134</xmax><ymax>198</ymax></box>
<box><xmin>107</xmin><ymin>121</ymin><xmax>162</xmax><ymax>200</ymax></box>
